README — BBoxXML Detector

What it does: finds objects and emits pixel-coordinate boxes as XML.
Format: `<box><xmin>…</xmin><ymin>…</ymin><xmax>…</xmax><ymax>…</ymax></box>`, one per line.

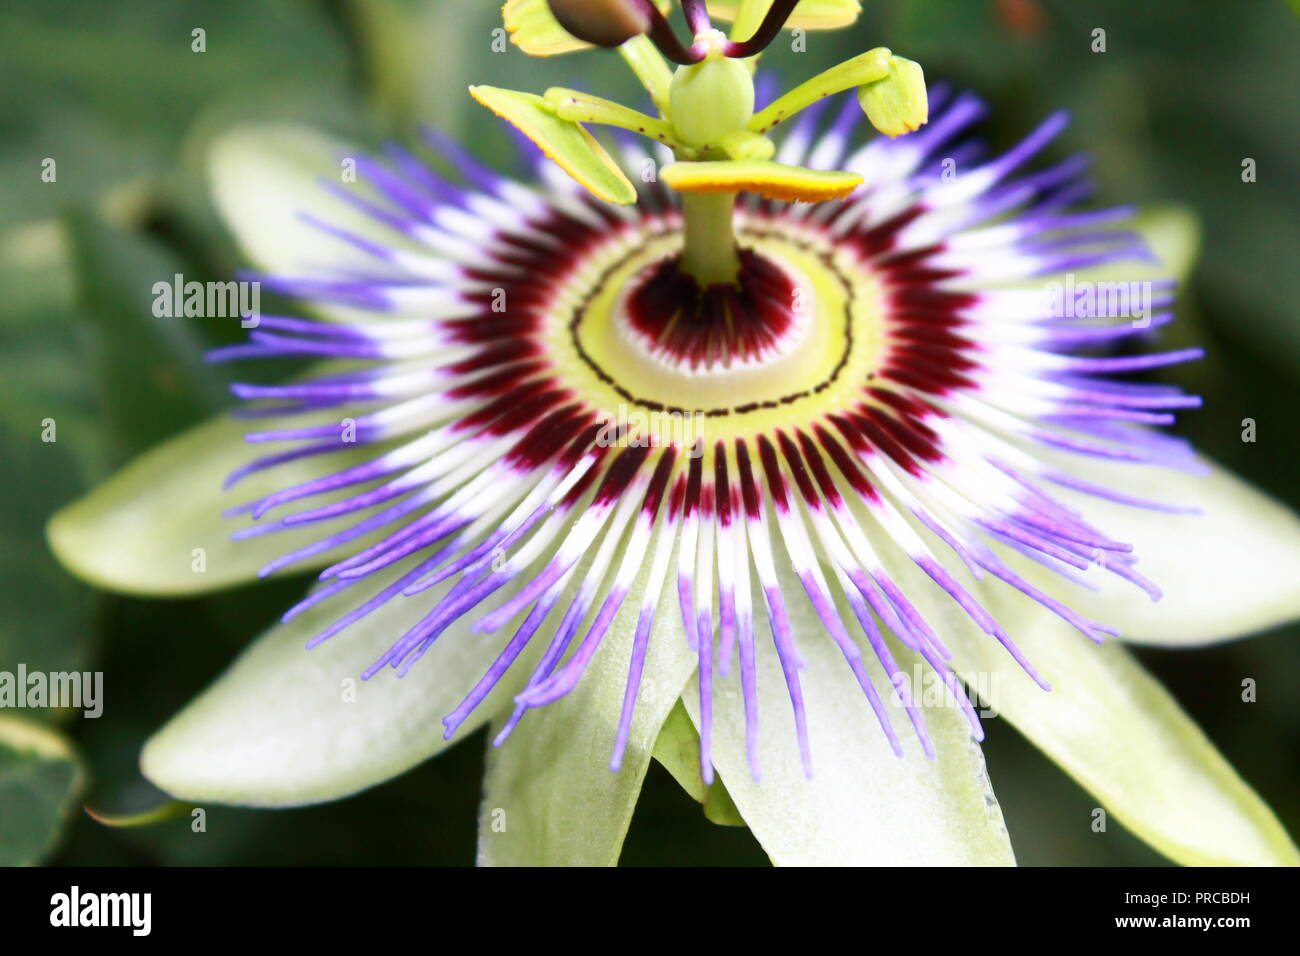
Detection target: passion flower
<box><xmin>49</xmin><ymin>0</ymin><xmax>1300</xmax><ymax>866</ymax></box>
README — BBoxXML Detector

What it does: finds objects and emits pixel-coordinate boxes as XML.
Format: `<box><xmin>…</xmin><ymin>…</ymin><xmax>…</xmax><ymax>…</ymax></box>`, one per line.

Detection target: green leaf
<box><xmin>683</xmin><ymin>566</ymin><xmax>1016</xmax><ymax>866</ymax></box>
<box><xmin>141</xmin><ymin>562</ymin><xmax>524</xmax><ymax>807</ymax></box>
<box><xmin>469</xmin><ymin>86</ymin><xmax>637</xmax><ymax>205</ymax></box>
<box><xmin>477</xmin><ymin>547</ymin><xmax>695</xmax><ymax>865</ymax></box>
<box><xmin>1</xmin><ymin>436</ymin><xmax>95</xmax><ymax>679</ymax></box>
<box><xmin>47</xmin><ymin>405</ymin><xmax>391</xmax><ymax>596</ymax></box>
<box><xmin>64</xmin><ymin>209</ymin><xmax>230</xmax><ymax>464</ymax></box>
<box><xmin>0</xmin><ymin>2</ymin><xmax>350</xmax><ymax>229</ymax></box>
<box><xmin>1041</xmin><ymin>452</ymin><xmax>1300</xmax><ymax>646</ymax></box>
<box><xmin>0</xmin><ymin>226</ymin><xmax>96</xmax><ymax>680</ymax></box>
<box><xmin>0</xmin><ymin>715</ymin><xmax>84</xmax><ymax>865</ymax></box>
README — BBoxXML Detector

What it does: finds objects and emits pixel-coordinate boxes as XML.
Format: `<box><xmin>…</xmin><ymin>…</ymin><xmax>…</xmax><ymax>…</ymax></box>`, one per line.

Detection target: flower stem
<box><xmin>679</xmin><ymin>192</ymin><xmax>740</xmax><ymax>286</ymax></box>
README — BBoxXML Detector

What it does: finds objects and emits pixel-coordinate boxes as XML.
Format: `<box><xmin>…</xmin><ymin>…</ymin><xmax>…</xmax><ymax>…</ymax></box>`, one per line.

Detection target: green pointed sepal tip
<box><xmin>651</xmin><ymin>700</ymin><xmax>747</xmax><ymax>827</ymax></box>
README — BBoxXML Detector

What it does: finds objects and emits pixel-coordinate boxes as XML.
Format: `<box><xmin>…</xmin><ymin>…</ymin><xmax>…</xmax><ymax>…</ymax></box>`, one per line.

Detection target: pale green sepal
<box><xmin>469</xmin><ymin>86</ymin><xmax>637</xmax><ymax>204</ymax></box>
<box><xmin>208</xmin><ymin>124</ymin><xmax>422</xmax><ymax>324</ymax></box>
<box><xmin>476</xmin><ymin>561</ymin><xmax>695</xmax><ymax>866</ymax></box>
<box><xmin>1126</xmin><ymin>205</ymin><xmax>1199</xmax><ymax>281</ymax></box>
<box><xmin>48</xmin><ymin>406</ymin><xmax>389</xmax><ymax>596</ymax></box>
<box><xmin>141</xmin><ymin>564</ymin><xmax>522</xmax><ymax>807</ymax></box>
<box><xmin>865</xmin><ymin>519</ymin><xmax>1300</xmax><ymax>866</ymax></box>
<box><xmin>683</xmin><ymin>567</ymin><xmax>1016</xmax><ymax>866</ymax></box>
<box><xmin>941</xmin><ymin>577</ymin><xmax>1300</xmax><ymax>866</ymax></box>
<box><xmin>1042</xmin><ymin>453</ymin><xmax>1300</xmax><ymax>646</ymax></box>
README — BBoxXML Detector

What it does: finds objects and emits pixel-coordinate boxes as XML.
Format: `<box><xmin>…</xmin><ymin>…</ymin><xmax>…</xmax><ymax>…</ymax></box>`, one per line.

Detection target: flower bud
<box><xmin>546</xmin><ymin>0</ymin><xmax>652</xmax><ymax>48</ymax></box>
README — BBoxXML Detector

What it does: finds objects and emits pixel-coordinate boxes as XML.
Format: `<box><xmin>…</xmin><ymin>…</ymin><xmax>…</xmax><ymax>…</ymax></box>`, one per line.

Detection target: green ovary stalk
<box><xmin>667</xmin><ymin>33</ymin><xmax>754</xmax><ymax>286</ymax></box>
<box><xmin>679</xmin><ymin>192</ymin><xmax>741</xmax><ymax>286</ymax></box>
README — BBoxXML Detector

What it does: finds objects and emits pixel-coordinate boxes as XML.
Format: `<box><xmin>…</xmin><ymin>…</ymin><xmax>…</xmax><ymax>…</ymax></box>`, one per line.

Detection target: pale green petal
<box><xmin>1045</xmin><ymin>453</ymin><xmax>1300</xmax><ymax>645</ymax></box>
<box><xmin>141</xmin><ymin>565</ymin><xmax>520</xmax><ymax>807</ymax></box>
<box><xmin>1072</xmin><ymin>205</ymin><xmax>1199</xmax><ymax>286</ymax></box>
<box><xmin>48</xmin><ymin>407</ymin><xmax>388</xmax><ymax>596</ymax></box>
<box><xmin>876</xmin><ymin>543</ymin><xmax>1299</xmax><ymax>866</ymax></box>
<box><xmin>476</xmin><ymin>561</ymin><xmax>695</xmax><ymax>866</ymax></box>
<box><xmin>684</xmin><ymin>568</ymin><xmax>1016</xmax><ymax>866</ymax></box>
<box><xmin>211</xmin><ymin>124</ymin><xmax>361</xmax><ymax>271</ymax></box>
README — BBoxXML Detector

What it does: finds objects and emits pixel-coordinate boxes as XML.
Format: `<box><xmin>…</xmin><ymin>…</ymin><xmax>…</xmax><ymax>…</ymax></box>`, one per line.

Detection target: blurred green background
<box><xmin>1</xmin><ymin>0</ymin><xmax>1296</xmax><ymax>865</ymax></box>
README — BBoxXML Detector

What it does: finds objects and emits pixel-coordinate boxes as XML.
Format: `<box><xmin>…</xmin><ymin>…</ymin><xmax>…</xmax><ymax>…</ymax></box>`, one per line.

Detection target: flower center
<box><xmin>621</xmin><ymin>249</ymin><xmax>799</xmax><ymax>370</ymax></box>
<box><xmin>542</xmin><ymin>213</ymin><xmax>892</xmax><ymax>445</ymax></box>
